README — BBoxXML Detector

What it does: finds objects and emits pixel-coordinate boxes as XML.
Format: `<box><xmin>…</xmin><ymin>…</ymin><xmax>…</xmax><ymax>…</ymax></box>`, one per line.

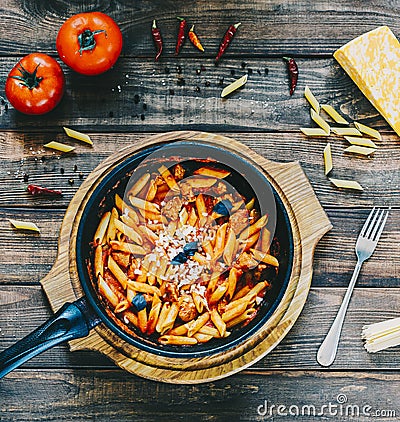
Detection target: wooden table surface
<box><xmin>0</xmin><ymin>1</ymin><xmax>399</xmax><ymax>420</ymax></box>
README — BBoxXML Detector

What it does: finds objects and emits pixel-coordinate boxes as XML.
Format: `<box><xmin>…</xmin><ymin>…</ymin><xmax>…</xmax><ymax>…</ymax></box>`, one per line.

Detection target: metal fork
<box><xmin>317</xmin><ymin>207</ymin><xmax>390</xmax><ymax>367</ymax></box>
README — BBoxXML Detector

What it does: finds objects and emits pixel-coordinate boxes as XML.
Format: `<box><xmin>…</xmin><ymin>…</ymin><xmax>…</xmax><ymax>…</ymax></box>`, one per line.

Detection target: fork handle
<box><xmin>317</xmin><ymin>261</ymin><xmax>362</xmax><ymax>367</ymax></box>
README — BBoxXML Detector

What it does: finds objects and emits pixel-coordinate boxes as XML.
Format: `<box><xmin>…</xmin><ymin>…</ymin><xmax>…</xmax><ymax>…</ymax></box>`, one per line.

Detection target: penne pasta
<box><xmin>187</xmin><ymin>312</ymin><xmax>210</xmax><ymax>337</ymax></box>
<box><xmin>193</xmin><ymin>167</ymin><xmax>230</xmax><ymax>178</ymax></box>
<box><xmin>108</xmin><ymin>255</ymin><xmax>129</xmax><ymax>289</ymax></box>
<box><xmin>94</xmin><ymin>245</ymin><xmax>104</xmax><ymax>277</ymax></box>
<box><xmin>223</xmin><ymin>228</ymin><xmax>237</xmax><ymax>266</ymax></box>
<box><xmin>92</xmin><ymin>159</ymin><xmax>282</xmax><ymax>347</ymax></box>
<box><xmin>226</xmin><ymin>308</ymin><xmax>256</xmax><ymax>328</ymax></box>
<box><xmin>98</xmin><ymin>274</ymin><xmax>119</xmax><ymax>308</ymax></box>
<box><xmin>129</xmin><ymin>195</ymin><xmax>160</xmax><ymax>214</ymax></box>
<box><xmin>158</xmin><ymin>335</ymin><xmax>198</xmax><ymax>345</ymax></box>
<box><xmin>114</xmin><ymin>218</ymin><xmax>143</xmax><ymax>245</ymax></box>
<box><xmin>250</xmin><ymin>248</ymin><xmax>279</xmax><ymax>267</ymax></box>
<box><xmin>211</xmin><ymin>309</ymin><xmax>227</xmax><ymax>337</ymax></box>
<box><xmin>127</xmin><ymin>173</ymin><xmax>150</xmax><ymax>197</ymax></box>
<box><xmin>158</xmin><ymin>165</ymin><xmax>180</xmax><ymax>192</ymax></box>
<box><xmin>93</xmin><ymin>211</ymin><xmax>111</xmax><ymax>244</ymax></box>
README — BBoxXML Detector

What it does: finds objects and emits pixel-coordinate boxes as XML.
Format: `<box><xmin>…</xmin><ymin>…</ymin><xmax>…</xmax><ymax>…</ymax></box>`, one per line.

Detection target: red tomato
<box><xmin>56</xmin><ymin>12</ymin><xmax>123</xmax><ymax>75</ymax></box>
<box><xmin>5</xmin><ymin>53</ymin><xmax>65</xmax><ymax>115</ymax></box>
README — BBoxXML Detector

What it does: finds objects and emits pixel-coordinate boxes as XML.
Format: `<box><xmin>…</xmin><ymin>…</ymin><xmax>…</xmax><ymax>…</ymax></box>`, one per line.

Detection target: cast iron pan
<box><xmin>0</xmin><ymin>141</ymin><xmax>293</xmax><ymax>378</ymax></box>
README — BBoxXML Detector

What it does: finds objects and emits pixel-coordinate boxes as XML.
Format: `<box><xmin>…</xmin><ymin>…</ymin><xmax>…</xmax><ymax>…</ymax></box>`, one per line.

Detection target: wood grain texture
<box><xmin>0</xmin><ymin>369</ymin><xmax>399</xmax><ymax>421</ymax></box>
<box><xmin>0</xmin><ymin>132</ymin><xmax>399</xmax><ymax>208</ymax></box>
<box><xmin>1</xmin><ymin>285</ymin><xmax>399</xmax><ymax>370</ymax></box>
<box><xmin>0</xmin><ymin>0</ymin><xmax>399</xmax><ymax>57</ymax></box>
<box><xmin>0</xmin><ymin>57</ymin><xmax>393</xmax><ymax>132</ymax></box>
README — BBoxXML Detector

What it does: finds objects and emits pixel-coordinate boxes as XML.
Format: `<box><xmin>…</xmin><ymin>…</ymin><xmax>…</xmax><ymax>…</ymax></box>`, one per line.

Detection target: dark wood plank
<box><xmin>1</xmin><ymin>285</ymin><xmax>399</xmax><ymax>369</ymax></box>
<box><xmin>0</xmin><ymin>369</ymin><xmax>399</xmax><ymax>421</ymax></box>
<box><xmin>0</xmin><ymin>57</ymin><xmax>392</xmax><ymax>132</ymax></box>
<box><xmin>0</xmin><ymin>132</ymin><xmax>399</xmax><ymax>208</ymax></box>
<box><xmin>0</xmin><ymin>1</ymin><xmax>399</xmax><ymax>57</ymax></box>
<box><xmin>0</xmin><ymin>208</ymin><xmax>399</xmax><ymax>287</ymax></box>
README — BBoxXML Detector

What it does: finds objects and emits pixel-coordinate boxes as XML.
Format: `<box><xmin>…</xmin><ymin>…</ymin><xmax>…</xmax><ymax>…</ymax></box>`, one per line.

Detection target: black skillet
<box><xmin>0</xmin><ymin>141</ymin><xmax>293</xmax><ymax>379</ymax></box>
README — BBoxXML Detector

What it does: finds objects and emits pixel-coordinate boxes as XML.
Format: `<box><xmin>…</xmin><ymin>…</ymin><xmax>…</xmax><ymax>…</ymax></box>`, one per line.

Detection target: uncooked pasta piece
<box><xmin>323</xmin><ymin>143</ymin><xmax>333</xmax><ymax>175</ymax></box>
<box><xmin>344</xmin><ymin>145</ymin><xmax>376</xmax><ymax>156</ymax></box>
<box><xmin>300</xmin><ymin>128</ymin><xmax>329</xmax><ymax>137</ymax></box>
<box><xmin>9</xmin><ymin>219</ymin><xmax>40</xmax><ymax>232</ymax></box>
<box><xmin>63</xmin><ymin>127</ymin><xmax>93</xmax><ymax>145</ymax></box>
<box><xmin>43</xmin><ymin>141</ymin><xmax>75</xmax><ymax>153</ymax></box>
<box><xmin>329</xmin><ymin>178</ymin><xmax>363</xmax><ymax>191</ymax></box>
<box><xmin>304</xmin><ymin>86</ymin><xmax>320</xmax><ymax>114</ymax></box>
<box><xmin>354</xmin><ymin>122</ymin><xmax>382</xmax><ymax>140</ymax></box>
<box><xmin>321</xmin><ymin>104</ymin><xmax>349</xmax><ymax>125</ymax></box>
<box><xmin>344</xmin><ymin>136</ymin><xmax>378</xmax><ymax>148</ymax></box>
<box><xmin>311</xmin><ymin>109</ymin><xmax>330</xmax><ymax>134</ymax></box>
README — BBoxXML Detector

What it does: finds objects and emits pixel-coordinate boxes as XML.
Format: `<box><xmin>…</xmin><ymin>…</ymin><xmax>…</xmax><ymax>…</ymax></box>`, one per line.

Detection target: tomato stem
<box><xmin>10</xmin><ymin>63</ymin><xmax>43</xmax><ymax>90</ymax></box>
<box><xmin>77</xmin><ymin>29</ymin><xmax>107</xmax><ymax>55</ymax></box>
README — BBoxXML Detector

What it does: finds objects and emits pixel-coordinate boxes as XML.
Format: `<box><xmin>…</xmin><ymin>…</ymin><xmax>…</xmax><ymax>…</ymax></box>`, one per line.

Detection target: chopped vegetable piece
<box><xmin>344</xmin><ymin>136</ymin><xmax>378</xmax><ymax>148</ymax></box>
<box><xmin>331</xmin><ymin>127</ymin><xmax>362</xmax><ymax>136</ymax></box>
<box><xmin>131</xmin><ymin>293</ymin><xmax>147</xmax><ymax>312</ymax></box>
<box><xmin>283</xmin><ymin>57</ymin><xmax>298</xmax><ymax>95</ymax></box>
<box><xmin>171</xmin><ymin>252</ymin><xmax>188</xmax><ymax>265</ymax></box>
<box><xmin>9</xmin><ymin>219</ymin><xmax>40</xmax><ymax>232</ymax></box>
<box><xmin>27</xmin><ymin>184</ymin><xmax>62</xmax><ymax>196</ymax></box>
<box><xmin>221</xmin><ymin>74</ymin><xmax>248</xmax><ymax>98</ymax></box>
<box><xmin>321</xmin><ymin>104</ymin><xmax>349</xmax><ymax>125</ymax></box>
<box><xmin>323</xmin><ymin>143</ymin><xmax>333</xmax><ymax>175</ymax></box>
<box><xmin>304</xmin><ymin>85</ymin><xmax>320</xmax><ymax>114</ymax></box>
<box><xmin>329</xmin><ymin>178</ymin><xmax>363</xmax><ymax>191</ymax></box>
<box><xmin>311</xmin><ymin>109</ymin><xmax>330</xmax><ymax>134</ymax></box>
<box><xmin>344</xmin><ymin>145</ymin><xmax>376</xmax><ymax>156</ymax></box>
<box><xmin>43</xmin><ymin>141</ymin><xmax>75</xmax><ymax>153</ymax></box>
<box><xmin>300</xmin><ymin>128</ymin><xmax>329</xmax><ymax>137</ymax></box>
<box><xmin>354</xmin><ymin>122</ymin><xmax>382</xmax><ymax>140</ymax></box>
<box><xmin>63</xmin><ymin>127</ymin><xmax>93</xmax><ymax>145</ymax></box>
<box><xmin>213</xmin><ymin>199</ymin><xmax>233</xmax><ymax>216</ymax></box>
<box><xmin>183</xmin><ymin>241</ymin><xmax>199</xmax><ymax>256</ymax></box>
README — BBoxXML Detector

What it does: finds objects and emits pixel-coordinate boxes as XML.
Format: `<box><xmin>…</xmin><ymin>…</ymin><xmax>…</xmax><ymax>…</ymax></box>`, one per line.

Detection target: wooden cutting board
<box><xmin>40</xmin><ymin>131</ymin><xmax>332</xmax><ymax>384</ymax></box>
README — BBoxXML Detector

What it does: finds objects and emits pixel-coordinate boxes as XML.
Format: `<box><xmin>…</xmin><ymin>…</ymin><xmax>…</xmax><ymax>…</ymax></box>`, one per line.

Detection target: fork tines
<box><xmin>360</xmin><ymin>207</ymin><xmax>390</xmax><ymax>242</ymax></box>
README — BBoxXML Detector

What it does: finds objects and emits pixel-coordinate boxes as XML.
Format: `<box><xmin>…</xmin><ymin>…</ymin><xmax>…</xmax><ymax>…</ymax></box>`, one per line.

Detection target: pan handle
<box><xmin>0</xmin><ymin>297</ymin><xmax>101</xmax><ymax>379</ymax></box>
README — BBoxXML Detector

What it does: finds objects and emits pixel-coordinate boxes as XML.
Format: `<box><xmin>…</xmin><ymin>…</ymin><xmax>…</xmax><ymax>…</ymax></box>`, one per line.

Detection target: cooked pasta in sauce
<box><xmin>90</xmin><ymin>159</ymin><xmax>281</xmax><ymax>346</ymax></box>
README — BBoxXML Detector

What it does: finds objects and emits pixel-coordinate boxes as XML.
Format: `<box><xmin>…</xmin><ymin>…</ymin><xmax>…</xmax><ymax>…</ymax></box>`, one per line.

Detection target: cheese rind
<box><xmin>334</xmin><ymin>26</ymin><xmax>400</xmax><ymax>137</ymax></box>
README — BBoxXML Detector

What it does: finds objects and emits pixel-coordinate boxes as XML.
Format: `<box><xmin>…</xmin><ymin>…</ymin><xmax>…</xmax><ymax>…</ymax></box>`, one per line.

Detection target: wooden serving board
<box><xmin>40</xmin><ymin>131</ymin><xmax>332</xmax><ymax>384</ymax></box>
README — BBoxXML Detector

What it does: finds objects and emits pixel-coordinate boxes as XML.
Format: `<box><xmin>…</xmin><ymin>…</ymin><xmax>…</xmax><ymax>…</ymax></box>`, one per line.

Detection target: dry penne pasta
<box><xmin>344</xmin><ymin>136</ymin><xmax>378</xmax><ymax>148</ymax></box>
<box><xmin>320</xmin><ymin>104</ymin><xmax>349</xmax><ymax>125</ymax></box>
<box><xmin>329</xmin><ymin>178</ymin><xmax>364</xmax><ymax>191</ymax></box>
<box><xmin>311</xmin><ymin>109</ymin><xmax>330</xmax><ymax>134</ymax></box>
<box><xmin>323</xmin><ymin>143</ymin><xmax>333</xmax><ymax>175</ymax></box>
<box><xmin>43</xmin><ymin>141</ymin><xmax>75</xmax><ymax>153</ymax></box>
<box><xmin>63</xmin><ymin>126</ymin><xmax>93</xmax><ymax>145</ymax></box>
<box><xmin>300</xmin><ymin>128</ymin><xmax>330</xmax><ymax>137</ymax></box>
<box><xmin>91</xmin><ymin>159</ymin><xmax>282</xmax><ymax>347</ymax></box>
<box><xmin>331</xmin><ymin>127</ymin><xmax>362</xmax><ymax>136</ymax></box>
<box><xmin>343</xmin><ymin>145</ymin><xmax>376</xmax><ymax>156</ymax></box>
<box><xmin>9</xmin><ymin>219</ymin><xmax>40</xmax><ymax>233</ymax></box>
<box><xmin>354</xmin><ymin>122</ymin><xmax>382</xmax><ymax>140</ymax></box>
<box><xmin>304</xmin><ymin>85</ymin><xmax>320</xmax><ymax>114</ymax></box>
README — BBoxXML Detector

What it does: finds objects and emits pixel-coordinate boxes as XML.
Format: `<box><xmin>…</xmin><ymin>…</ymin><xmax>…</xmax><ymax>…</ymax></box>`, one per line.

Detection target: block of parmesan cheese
<box><xmin>333</xmin><ymin>26</ymin><xmax>400</xmax><ymax>137</ymax></box>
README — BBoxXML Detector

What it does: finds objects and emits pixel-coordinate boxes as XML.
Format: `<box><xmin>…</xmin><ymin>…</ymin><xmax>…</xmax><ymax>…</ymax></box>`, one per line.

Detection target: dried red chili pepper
<box><xmin>175</xmin><ymin>17</ymin><xmax>187</xmax><ymax>55</ymax></box>
<box><xmin>215</xmin><ymin>22</ymin><xmax>241</xmax><ymax>63</ymax></box>
<box><xmin>188</xmin><ymin>25</ymin><xmax>204</xmax><ymax>52</ymax></box>
<box><xmin>283</xmin><ymin>57</ymin><xmax>298</xmax><ymax>95</ymax></box>
<box><xmin>27</xmin><ymin>184</ymin><xmax>62</xmax><ymax>196</ymax></box>
<box><xmin>152</xmin><ymin>19</ymin><xmax>163</xmax><ymax>62</ymax></box>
